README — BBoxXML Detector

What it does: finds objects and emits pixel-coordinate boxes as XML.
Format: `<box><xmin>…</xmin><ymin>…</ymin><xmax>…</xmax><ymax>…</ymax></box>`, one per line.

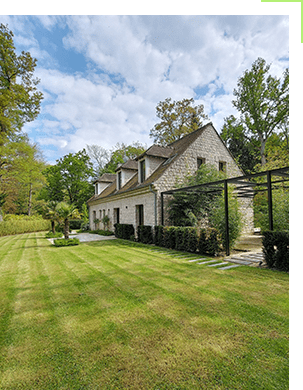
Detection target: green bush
<box><xmin>262</xmin><ymin>231</ymin><xmax>289</xmax><ymax>271</ymax></box>
<box><xmin>114</xmin><ymin>223</ymin><xmax>135</xmax><ymax>240</ymax></box>
<box><xmin>91</xmin><ymin>229</ymin><xmax>114</xmax><ymax>236</ymax></box>
<box><xmin>184</xmin><ymin>227</ymin><xmax>198</xmax><ymax>253</ymax></box>
<box><xmin>154</xmin><ymin>225</ymin><xmax>164</xmax><ymax>246</ymax></box>
<box><xmin>69</xmin><ymin>219</ymin><xmax>83</xmax><ymax>230</ymax></box>
<box><xmin>162</xmin><ymin>226</ymin><xmax>176</xmax><ymax>249</ymax></box>
<box><xmin>137</xmin><ymin>225</ymin><xmax>153</xmax><ymax>244</ymax></box>
<box><xmin>53</xmin><ymin>238</ymin><xmax>80</xmax><ymax>247</ymax></box>
<box><xmin>45</xmin><ymin>231</ymin><xmax>63</xmax><ymax>238</ymax></box>
<box><xmin>198</xmin><ymin>228</ymin><xmax>220</xmax><ymax>256</ymax></box>
<box><xmin>175</xmin><ymin>227</ymin><xmax>185</xmax><ymax>251</ymax></box>
<box><xmin>0</xmin><ymin>216</ymin><xmax>51</xmax><ymax>237</ymax></box>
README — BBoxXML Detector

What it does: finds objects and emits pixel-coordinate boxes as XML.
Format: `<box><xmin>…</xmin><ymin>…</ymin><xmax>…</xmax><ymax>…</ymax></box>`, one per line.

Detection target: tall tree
<box><xmin>232</xmin><ymin>58</ymin><xmax>289</xmax><ymax>166</ymax></box>
<box><xmin>41</xmin><ymin>149</ymin><xmax>94</xmax><ymax>210</ymax></box>
<box><xmin>149</xmin><ymin>98</ymin><xmax>208</xmax><ymax>146</ymax></box>
<box><xmin>0</xmin><ymin>23</ymin><xmax>43</xmax><ymax>142</ymax></box>
<box><xmin>103</xmin><ymin>142</ymin><xmax>146</xmax><ymax>174</ymax></box>
<box><xmin>86</xmin><ymin>144</ymin><xmax>110</xmax><ymax>178</ymax></box>
<box><xmin>221</xmin><ymin>115</ymin><xmax>259</xmax><ymax>174</ymax></box>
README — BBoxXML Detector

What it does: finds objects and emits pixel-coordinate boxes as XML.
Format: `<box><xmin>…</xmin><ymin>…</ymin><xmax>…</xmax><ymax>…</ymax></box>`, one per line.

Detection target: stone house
<box><xmin>87</xmin><ymin>122</ymin><xmax>253</xmax><ymax>232</ymax></box>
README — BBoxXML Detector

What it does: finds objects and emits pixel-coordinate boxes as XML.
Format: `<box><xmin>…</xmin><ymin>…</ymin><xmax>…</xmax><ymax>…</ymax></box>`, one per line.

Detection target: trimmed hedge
<box><xmin>69</xmin><ymin>219</ymin><xmax>83</xmax><ymax>230</ymax></box>
<box><xmin>45</xmin><ymin>231</ymin><xmax>63</xmax><ymax>238</ymax></box>
<box><xmin>137</xmin><ymin>225</ymin><xmax>153</xmax><ymax>244</ymax></box>
<box><xmin>114</xmin><ymin>223</ymin><xmax>135</xmax><ymax>240</ymax></box>
<box><xmin>262</xmin><ymin>231</ymin><xmax>289</xmax><ymax>272</ymax></box>
<box><xmin>53</xmin><ymin>238</ymin><xmax>80</xmax><ymax>247</ymax></box>
<box><xmin>0</xmin><ymin>217</ymin><xmax>51</xmax><ymax>237</ymax></box>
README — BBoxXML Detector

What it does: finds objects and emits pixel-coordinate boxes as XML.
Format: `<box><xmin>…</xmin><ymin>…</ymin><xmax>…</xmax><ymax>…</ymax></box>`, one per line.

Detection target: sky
<box><xmin>0</xmin><ymin>14</ymin><xmax>289</xmax><ymax>164</ymax></box>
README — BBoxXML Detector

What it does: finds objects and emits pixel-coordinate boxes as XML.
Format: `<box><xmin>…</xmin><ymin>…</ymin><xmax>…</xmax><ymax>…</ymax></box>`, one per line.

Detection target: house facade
<box><xmin>87</xmin><ymin>123</ymin><xmax>254</xmax><ymax>232</ymax></box>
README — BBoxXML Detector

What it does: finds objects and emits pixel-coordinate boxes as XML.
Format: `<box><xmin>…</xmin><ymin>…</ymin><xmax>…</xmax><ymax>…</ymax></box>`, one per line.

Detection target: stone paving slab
<box><xmin>207</xmin><ymin>262</ymin><xmax>229</xmax><ymax>267</ymax></box>
<box><xmin>237</xmin><ymin>256</ymin><xmax>262</xmax><ymax>263</ymax></box>
<box><xmin>197</xmin><ymin>260</ymin><xmax>220</xmax><ymax>265</ymax></box>
<box><xmin>188</xmin><ymin>258</ymin><xmax>207</xmax><ymax>262</ymax></box>
<box><xmin>224</xmin><ymin>257</ymin><xmax>253</xmax><ymax>265</ymax></box>
<box><xmin>219</xmin><ymin>264</ymin><xmax>242</xmax><ymax>270</ymax></box>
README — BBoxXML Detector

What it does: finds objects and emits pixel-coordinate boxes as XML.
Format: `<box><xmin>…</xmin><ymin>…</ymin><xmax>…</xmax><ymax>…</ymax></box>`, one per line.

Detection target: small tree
<box><xmin>42</xmin><ymin>201</ymin><xmax>59</xmax><ymax>234</ymax></box>
<box><xmin>55</xmin><ymin>202</ymin><xmax>81</xmax><ymax>239</ymax></box>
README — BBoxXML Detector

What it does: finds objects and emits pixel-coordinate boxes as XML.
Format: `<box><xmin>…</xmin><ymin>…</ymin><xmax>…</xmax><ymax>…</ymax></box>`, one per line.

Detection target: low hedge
<box><xmin>137</xmin><ymin>225</ymin><xmax>153</xmax><ymax>244</ymax></box>
<box><xmin>262</xmin><ymin>231</ymin><xmax>289</xmax><ymax>272</ymax></box>
<box><xmin>114</xmin><ymin>223</ymin><xmax>135</xmax><ymax>240</ymax></box>
<box><xmin>90</xmin><ymin>229</ymin><xmax>114</xmax><ymax>236</ymax></box>
<box><xmin>0</xmin><ymin>217</ymin><xmax>51</xmax><ymax>237</ymax></box>
<box><xmin>45</xmin><ymin>231</ymin><xmax>63</xmax><ymax>238</ymax></box>
<box><xmin>53</xmin><ymin>238</ymin><xmax>80</xmax><ymax>247</ymax></box>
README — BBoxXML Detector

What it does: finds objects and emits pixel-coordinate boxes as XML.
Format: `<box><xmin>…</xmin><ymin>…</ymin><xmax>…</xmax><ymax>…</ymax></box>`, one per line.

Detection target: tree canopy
<box><xmin>0</xmin><ymin>23</ymin><xmax>43</xmax><ymax>142</ymax></box>
<box><xmin>149</xmin><ymin>97</ymin><xmax>208</xmax><ymax>146</ymax></box>
<box><xmin>41</xmin><ymin>149</ymin><xmax>94</xmax><ymax>210</ymax></box>
<box><xmin>232</xmin><ymin>57</ymin><xmax>289</xmax><ymax>166</ymax></box>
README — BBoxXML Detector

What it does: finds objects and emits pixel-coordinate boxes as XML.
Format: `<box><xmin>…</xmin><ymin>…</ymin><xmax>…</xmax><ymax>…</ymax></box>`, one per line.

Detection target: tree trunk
<box><xmin>28</xmin><ymin>183</ymin><xmax>32</xmax><ymax>216</ymax></box>
<box><xmin>64</xmin><ymin>218</ymin><xmax>69</xmax><ymax>239</ymax></box>
<box><xmin>260</xmin><ymin>139</ymin><xmax>267</xmax><ymax>166</ymax></box>
<box><xmin>51</xmin><ymin>220</ymin><xmax>55</xmax><ymax>234</ymax></box>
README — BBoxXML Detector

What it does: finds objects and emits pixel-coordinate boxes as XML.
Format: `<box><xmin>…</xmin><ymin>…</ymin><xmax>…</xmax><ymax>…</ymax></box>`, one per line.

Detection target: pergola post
<box><xmin>224</xmin><ymin>180</ymin><xmax>230</xmax><ymax>256</ymax></box>
<box><xmin>267</xmin><ymin>170</ymin><xmax>274</xmax><ymax>231</ymax></box>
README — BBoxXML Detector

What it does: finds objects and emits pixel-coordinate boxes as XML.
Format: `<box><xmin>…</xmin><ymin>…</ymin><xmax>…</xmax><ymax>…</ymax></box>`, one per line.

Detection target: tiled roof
<box><xmin>93</xmin><ymin>173</ymin><xmax>116</xmax><ymax>184</ymax></box>
<box><xmin>115</xmin><ymin>159</ymin><xmax>138</xmax><ymax>172</ymax></box>
<box><xmin>88</xmin><ymin>123</ymin><xmax>212</xmax><ymax>203</ymax></box>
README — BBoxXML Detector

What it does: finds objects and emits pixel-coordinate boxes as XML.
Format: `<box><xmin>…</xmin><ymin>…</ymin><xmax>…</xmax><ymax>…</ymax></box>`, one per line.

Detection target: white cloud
<box><xmin>16</xmin><ymin>15</ymin><xmax>289</xmax><ymax>162</ymax></box>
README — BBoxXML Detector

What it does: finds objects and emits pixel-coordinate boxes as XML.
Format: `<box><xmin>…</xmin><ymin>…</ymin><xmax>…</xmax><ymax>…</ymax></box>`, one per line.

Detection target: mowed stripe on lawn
<box><xmin>0</xmin><ymin>233</ymin><xmax>289</xmax><ymax>390</ymax></box>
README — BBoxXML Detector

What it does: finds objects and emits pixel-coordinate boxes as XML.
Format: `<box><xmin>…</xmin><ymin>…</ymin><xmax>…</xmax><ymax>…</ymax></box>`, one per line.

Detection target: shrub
<box><xmin>92</xmin><ymin>229</ymin><xmax>114</xmax><ymax>236</ymax></box>
<box><xmin>154</xmin><ymin>225</ymin><xmax>164</xmax><ymax>246</ymax></box>
<box><xmin>198</xmin><ymin>228</ymin><xmax>220</xmax><ymax>256</ymax></box>
<box><xmin>185</xmin><ymin>227</ymin><xmax>198</xmax><ymax>253</ymax></box>
<box><xmin>69</xmin><ymin>219</ymin><xmax>83</xmax><ymax>230</ymax></box>
<box><xmin>162</xmin><ymin>226</ymin><xmax>176</xmax><ymax>249</ymax></box>
<box><xmin>53</xmin><ymin>238</ymin><xmax>80</xmax><ymax>247</ymax></box>
<box><xmin>114</xmin><ymin>223</ymin><xmax>135</xmax><ymax>240</ymax></box>
<box><xmin>175</xmin><ymin>227</ymin><xmax>185</xmax><ymax>251</ymax></box>
<box><xmin>137</xmin><ymin>225</ymin><xmax>153</xmax><ymax>244</ymax></box>
<box><xmin>45</xmin><ymin>231</ymin><xmax>63</xmax><ymax>238</ymax></box>
<box><xmin>262</xmin><ymin>231</ymin><xmax>289</xmax><ymax>271</ymax></box>
<box><xmin>0</xmin><ymin>216</ymin><xmax>51</xmax><ymax>237</ymax></box>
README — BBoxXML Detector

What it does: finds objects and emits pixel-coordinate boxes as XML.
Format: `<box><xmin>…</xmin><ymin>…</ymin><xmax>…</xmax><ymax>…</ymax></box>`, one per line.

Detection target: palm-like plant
<box><xmin>55</xmin><ymin>202</ymin><xmax>81</xmax><ymax>239</ymax></box>
<box><xmin>42</xmin><ymin>201</ymin><xmax>59</xmax><ymax>234</ymax></box>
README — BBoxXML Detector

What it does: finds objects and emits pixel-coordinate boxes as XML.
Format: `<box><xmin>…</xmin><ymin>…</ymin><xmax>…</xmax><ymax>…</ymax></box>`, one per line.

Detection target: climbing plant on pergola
<box><xmin>160</xmin><ymin>166</ymin><xmax>289</xmax><ymax>256</ymax></box>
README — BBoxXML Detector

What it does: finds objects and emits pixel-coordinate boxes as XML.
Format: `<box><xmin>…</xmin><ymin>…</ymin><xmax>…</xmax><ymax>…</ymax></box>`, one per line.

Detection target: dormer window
<box><xmin>117</xmin><ymin>171</ymin><xmax>122</xmax><ymax>190</ymax></box>
<box><xmin>140</xmin><ymin>159</ymin><xmax>146</xmax><ymax>183</ymax></box>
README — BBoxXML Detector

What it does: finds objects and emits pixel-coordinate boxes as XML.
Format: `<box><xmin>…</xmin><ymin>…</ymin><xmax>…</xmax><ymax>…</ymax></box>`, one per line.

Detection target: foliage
<box><xmin>90</xmin><ymin>229</ymin><xmax>114</xmax><ymax>236</ymax></box>
<box><xmin>262</xmin><ymin>230</ymin><xmax>289</xmax><ymax>271</ymax></box>
<box><xmin>198</xmin><ymin>228</ymin><xmax>220</xmax><ymax>256</ymax></box>
<box><xmin>150</xmin><ymin>97</ymin><xmax>208</xmax><ymax>146</ymax></box>
<box><xmin>254</xmin><ymin>188</ymin><xmax>289</xmax><ymax>232</ymax></box>
<box><xmin>101</xmin><ymin>142</ymin><xmax>146</xmax><ymax>174</ymax></box>
<box><xmin>41</xmin><ymin>149</ymin><xmax>94</xmax><ymax>210</ymax></box>
<box><xmin>232</xmin><ymin>57</ymin><xmax>289</xmax><ymax>166</ymax></box>
<box><xmin>168</xmin><ymin>164</ymin><xmax>225</xmax><ymax>227</ymax></box>
<box><xmin>137</xmin><ymin>225</ymin><xmax>153</xmax><ymax>244</ymax></box>
<box><xmin>53</xmin><ymin>238</ymin><xmax>80</xmax><ymax>247</ymax></box>
<box><xmin>0</xmin><ymin>23</ymin><xmax>43</xmax><ymax>141</ymax></box>
<box><xmin>0</xmin><ymin>134</ymin><xmax>47</xmax><ymax>215</ymax></box>
<box><xmin>45</xmin><ymin>231</ymin><xmax>63</xmax><ymax>238</ymax></box>
<box><xmin>0</xmin><ymin>215</ymin><xmax>50</xmax><ymax>236</ymax></box>
<box><xmin>101</xmin><ymin>215</ymin><xmax>110</xmax><ymax>230</ymax></box>
<box><xmin>114</xmin><ymin>223</ymin><xmax>135</xmax><ymax>240</ymax></box>
<box><xmin>154</xmin><ymin>225</ymin><xmax>164</xmax><ymax>246</ymax></box>
<box><xmin>86</xmin><ymin>144</ymin><xmax>110</xmax><ymax>178</ymax></box>
<box><xmin>221</xmin><ymin>115</ymin><xmax>259</xmax><ymax>174</ymax></box>
<box><xmin>210</xmin><ymin>189</ymin><xmax>243</xmax><ymax>251</ymax></box>
<box><xmin>55</xmin><ymin>202</ymin><xmax>81</xmax><ymax>240</ymax></box>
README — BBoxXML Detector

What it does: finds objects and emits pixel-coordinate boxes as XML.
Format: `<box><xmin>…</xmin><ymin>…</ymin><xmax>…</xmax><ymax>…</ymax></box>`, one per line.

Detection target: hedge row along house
<box><xmin>87</xmin><ymin>122</ymin><xmax>254</xmax><ymax>233</ymax></box>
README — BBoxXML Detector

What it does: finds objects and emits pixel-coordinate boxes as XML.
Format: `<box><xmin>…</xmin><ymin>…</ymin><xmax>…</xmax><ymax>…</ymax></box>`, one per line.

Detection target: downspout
<box><xmin>149</xmin><ymin>184</ymin><xmax>157</xmax><ymax>226</ymax></box>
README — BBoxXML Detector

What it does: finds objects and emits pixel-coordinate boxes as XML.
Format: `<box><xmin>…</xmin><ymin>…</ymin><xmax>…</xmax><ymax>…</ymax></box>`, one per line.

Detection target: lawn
<box><xmin>0</xmin><ymin>232</ymin><xmax>289</xmax><ymax>390</ymax></box>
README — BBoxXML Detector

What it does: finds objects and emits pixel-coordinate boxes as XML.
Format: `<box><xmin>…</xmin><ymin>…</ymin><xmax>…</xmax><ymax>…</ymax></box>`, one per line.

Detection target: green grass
<box><xmin>0</xmin><ymin>233</ymin><xmax>289</xmax><ymax>389</ymax></box>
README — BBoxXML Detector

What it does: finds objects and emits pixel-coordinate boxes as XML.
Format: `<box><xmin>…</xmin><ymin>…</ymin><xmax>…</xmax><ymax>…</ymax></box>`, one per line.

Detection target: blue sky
<box><xmin>0</xmin><ymin>14</ymin><xmax>289</xmax><ymax>164</ymax></box>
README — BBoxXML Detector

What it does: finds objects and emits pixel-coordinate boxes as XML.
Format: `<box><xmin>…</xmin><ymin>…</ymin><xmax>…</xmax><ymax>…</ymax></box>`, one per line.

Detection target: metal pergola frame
<box><xmin>160</xmin><ymin>166</ymin><xmax>289</xmax><ymax>256</ymax></box>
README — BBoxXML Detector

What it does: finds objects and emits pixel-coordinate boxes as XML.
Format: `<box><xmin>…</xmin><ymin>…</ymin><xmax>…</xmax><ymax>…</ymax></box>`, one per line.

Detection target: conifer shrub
<box><xmin>262</xmin><ymin>231</ymin><xmax>289</xmax><ymax>271</ymax></box>
<box><xmin>137</xmin><ymin>225</ymin><xmax>153</xmax><ymax>244</ymax></box>
<box><xmin>154</xmin><ymin>225</ymin><xmax>164</xmax><ymax>246</ymax></box>
<box><xmin>114</xmin><ymin>223</ymin><xmax>135</xmax><ymax>240</ymax></box>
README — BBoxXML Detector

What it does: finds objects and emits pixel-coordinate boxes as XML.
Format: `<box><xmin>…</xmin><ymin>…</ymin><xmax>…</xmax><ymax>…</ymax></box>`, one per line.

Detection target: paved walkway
<box><xmin>48</xmin><ymin>232</ymin><xmax>116</xmax><ymax>245</ymax></box>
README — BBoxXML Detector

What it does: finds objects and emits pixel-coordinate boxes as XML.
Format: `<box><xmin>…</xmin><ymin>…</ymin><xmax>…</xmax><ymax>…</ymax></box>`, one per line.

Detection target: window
<box><xmin>95</xmin><ymin>183</ymin><xmax>98</xmax><ymax>194</ymax></box>
<box><xmin>140</xmin><ymin>159</ymin><xmax>146</xmax><ymax>183</ymax></box>
<box><xmin>197</xmin><ymin>158</ymin><xmax>205</xmax><ymax>169</ymax></box>
<box><xmin>117</xmin><ymin>171</ymin><xmax>122</xmax><ymax>190</ymax></box>
<box><xmin>219</xmin><ymin>161</ymin><xmax>226</xmax><ymax>172</ymax></box>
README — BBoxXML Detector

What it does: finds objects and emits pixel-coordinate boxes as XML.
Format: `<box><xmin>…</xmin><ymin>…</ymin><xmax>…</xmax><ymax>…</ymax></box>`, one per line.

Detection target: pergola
<box><xmin>160</xmin><ymin>166</ymin><xmax>289</xmax><ymax>256</ymax></box>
